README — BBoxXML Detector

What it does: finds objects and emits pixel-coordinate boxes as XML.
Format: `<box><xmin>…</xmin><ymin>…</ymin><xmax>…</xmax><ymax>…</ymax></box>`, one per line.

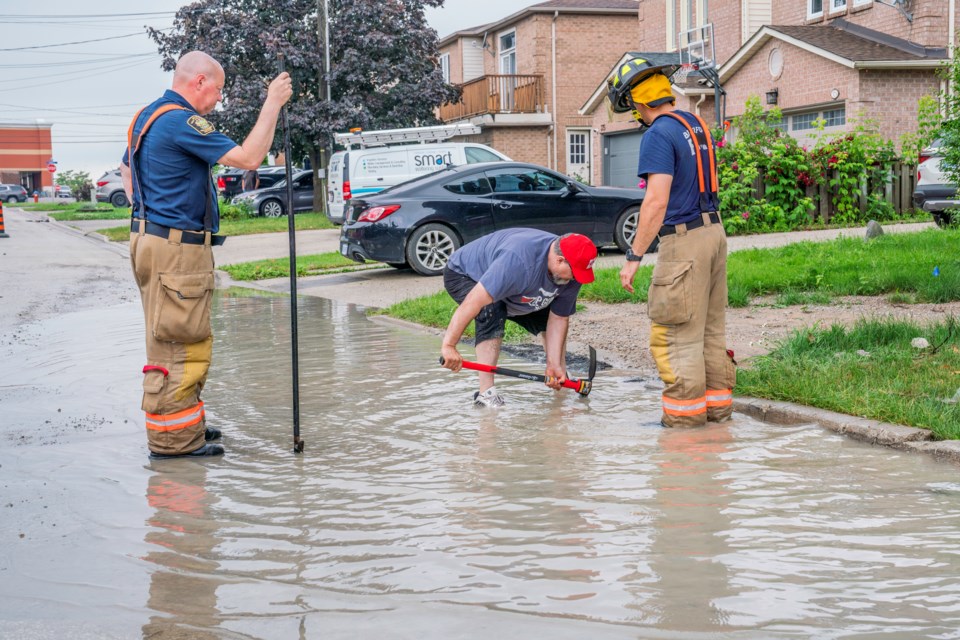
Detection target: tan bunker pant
<box><xmin>130</xmin><ymin>225</ymin><xmax>215</xmax><ymax>455</ymax></box>
<box><xmin>648</xmin><ymin>215</ymin><xmax>735</xmax><ymax>428</ymax></box>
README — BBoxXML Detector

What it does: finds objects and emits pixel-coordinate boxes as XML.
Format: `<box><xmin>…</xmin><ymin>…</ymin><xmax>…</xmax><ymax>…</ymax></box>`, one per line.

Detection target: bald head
<box><xmin>173</xmin><ymin>51</ymin><xmax>223</xmax><ymax>86</ymax></box>
<box><xmin>171</xmin><ymin>51</ymin><xmax>225</xmax><ymax>115</ymax></box>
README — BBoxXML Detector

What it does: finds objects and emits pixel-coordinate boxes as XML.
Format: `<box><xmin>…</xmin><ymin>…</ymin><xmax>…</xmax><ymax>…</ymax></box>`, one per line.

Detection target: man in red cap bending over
<box><xmin>440</xmin><ymin>228</ymin><xmax>597</xmax><ymax>407</ymax></box>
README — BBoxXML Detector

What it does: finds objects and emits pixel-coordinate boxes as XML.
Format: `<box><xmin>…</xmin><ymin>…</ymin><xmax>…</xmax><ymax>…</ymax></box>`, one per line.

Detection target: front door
<box><xmin>567</xmin><ymin>129</ymin><xmax>591</xmax><ymax>184</ymax></box>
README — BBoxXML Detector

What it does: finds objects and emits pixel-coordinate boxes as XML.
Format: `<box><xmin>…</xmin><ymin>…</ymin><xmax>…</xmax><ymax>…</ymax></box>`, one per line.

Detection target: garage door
<box><xmin>602</xmin><ymin>130</ymin><xmax>644</xmax><ymax>188</ymax></box>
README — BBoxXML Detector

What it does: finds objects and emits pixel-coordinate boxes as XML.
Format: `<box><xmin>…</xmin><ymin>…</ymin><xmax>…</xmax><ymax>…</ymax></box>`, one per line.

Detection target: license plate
<box><xmin>340</xmin><ymin>242</ymin><xmax>348</xmax><ymax>256</ymax></box>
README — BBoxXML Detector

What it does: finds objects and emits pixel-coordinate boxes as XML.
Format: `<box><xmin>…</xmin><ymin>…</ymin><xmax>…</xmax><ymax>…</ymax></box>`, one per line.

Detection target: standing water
<box><xmin>1</xmin><ymin>291</ymin><xmax>959</xmax><ymax>639</ymax></box>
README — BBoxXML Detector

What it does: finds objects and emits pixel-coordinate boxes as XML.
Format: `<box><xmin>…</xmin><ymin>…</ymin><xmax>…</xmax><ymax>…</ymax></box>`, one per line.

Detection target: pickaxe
<box><xmin>440</xmin><ymin>346</ymin><xmax>597</xmax><ymax>396</ymax></box>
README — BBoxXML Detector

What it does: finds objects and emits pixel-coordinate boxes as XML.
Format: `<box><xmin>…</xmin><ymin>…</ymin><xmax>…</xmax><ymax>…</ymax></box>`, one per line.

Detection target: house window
<box><xmin>829</xmin><ymin>0</ymin><xmax>847</xmax><ymax>13</ymax></box>
<box><xmin>823</xmin><ymin>108</ymin><xmax>846</xmax><ymax>127</ymax></box>
<box><xmin>499</xmin><ymin>30</ymin><xmax>516</xmax><ymax>74</ymax></box>
<box><xmin>439</xmin><ymin>53</ymin><xmax>450</xmax><ymax>83</ymax></box>
<box><xmin>568</xmin><ymin>132</ymin><xmax>587</xmax><ymax>165</ymax></box>
<box><xmin>792</xmin><ymin>113</ymin><xmax>818</xmax><ymax>131</ymax></box>
<box><xmin>808</xmin><ymin>0</ymin><xmax>824</xmax><ymax>19</ymax></box>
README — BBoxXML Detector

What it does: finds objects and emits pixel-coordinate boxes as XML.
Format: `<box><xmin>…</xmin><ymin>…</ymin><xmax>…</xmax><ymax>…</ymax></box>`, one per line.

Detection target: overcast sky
<box><xmin>0</xmin><ymin>0</ymin><xmax>542</xmax><ymax>181</ymax></box>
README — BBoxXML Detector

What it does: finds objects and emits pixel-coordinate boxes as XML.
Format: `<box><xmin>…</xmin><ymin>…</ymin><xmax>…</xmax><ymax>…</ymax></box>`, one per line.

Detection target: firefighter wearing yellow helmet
<box><xmin>610</xmin><ymin>56</ymin><xmax>736</xmax><ymax>428</ymax></box>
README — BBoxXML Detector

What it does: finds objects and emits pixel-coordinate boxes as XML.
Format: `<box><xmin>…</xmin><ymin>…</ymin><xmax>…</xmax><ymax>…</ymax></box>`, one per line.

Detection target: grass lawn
<box><xmin>737</xmin><ymin>318</ymin><xmax>960</xmax><ymax>439</ymax></box>
<box><xmin>16</xmin><ymin>201</ymin><xmax>126</xmax><ymax>220</ymax></box>
<box><xmin>578</xmin><ymin>227</ymin><xmax>960</xmax><ymax>307</ymax></box>
<box><xmin>99</xmin><ymin>212</ymin><xmax>335</xmax><ymax>242</ymax></box>
<box><xmin>220</xmin><ymin>251</ymin><xmax>374</xmax><ymax>280</ymax></box>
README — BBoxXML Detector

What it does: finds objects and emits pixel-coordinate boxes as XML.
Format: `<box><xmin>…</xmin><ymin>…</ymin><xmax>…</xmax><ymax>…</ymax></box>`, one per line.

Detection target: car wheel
<box><xmin>405</xmin><ymin>223</ymin><xmax>460</xmax><ymax>277</ymax></box>
<box><xmin>614</xmin><ymin>206</ymin><xmax>640</xmax><ymax>253</ymax></box>
<box><xmin>933</xmin><ymin>212</ymin><xmax>953</xmax><ymax>228</ymax></box>
<box><xmin>6</xmin><ymin>196</ymin><xmax>16</xmax><ymax>203</ymax></box>
<box><xmin>259</xmin><ymin>199</ymin><xmax>285</xmax><ymax>217</ymax></box>
<box><xmin>110</xmin><ymin>192</ymin><xmax>129</xmax><ymax>208</ymax></box>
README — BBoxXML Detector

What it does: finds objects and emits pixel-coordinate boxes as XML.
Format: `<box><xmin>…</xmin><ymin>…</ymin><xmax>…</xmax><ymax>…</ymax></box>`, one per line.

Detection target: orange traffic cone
<box><xmin>0</xmin><ymin>201</ymin><xmax>9</xmax><ymax>238</ymax></box>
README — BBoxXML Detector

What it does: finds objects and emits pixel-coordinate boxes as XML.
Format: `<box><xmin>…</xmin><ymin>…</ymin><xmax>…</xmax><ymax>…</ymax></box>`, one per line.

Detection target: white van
<box><xmin>326</xmin><ymin>125</ymin><xmax>510</xmax><ymax>224</ymax></box>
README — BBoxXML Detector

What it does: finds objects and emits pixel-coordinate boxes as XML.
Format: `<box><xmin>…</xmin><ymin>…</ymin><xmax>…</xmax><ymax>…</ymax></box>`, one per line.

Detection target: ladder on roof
<box><xmin>333</xmin><ymin>123</ymin><xmax>482</xmax><ymax>150</ymax></box>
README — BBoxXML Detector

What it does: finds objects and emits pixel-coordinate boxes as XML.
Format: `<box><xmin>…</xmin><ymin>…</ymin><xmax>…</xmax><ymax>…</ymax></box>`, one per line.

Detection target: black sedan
<box><xmin>339</xmin><ymin>161</ymin><xmax>645</xmax><ymax>276</ymax></box>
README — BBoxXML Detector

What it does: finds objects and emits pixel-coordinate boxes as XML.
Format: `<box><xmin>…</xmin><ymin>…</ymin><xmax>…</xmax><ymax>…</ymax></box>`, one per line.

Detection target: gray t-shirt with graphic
<box><xmin>446</xmin><ymin>228</ymin><xmax>581</xmax><ymax>317</ymax></box>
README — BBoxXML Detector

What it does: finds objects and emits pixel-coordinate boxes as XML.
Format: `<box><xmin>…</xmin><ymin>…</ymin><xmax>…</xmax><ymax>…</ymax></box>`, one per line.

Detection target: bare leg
<box><xmin>475</xmin><ymin>337</ymin><xmax>502</xmax><ymax>393</ymax></box>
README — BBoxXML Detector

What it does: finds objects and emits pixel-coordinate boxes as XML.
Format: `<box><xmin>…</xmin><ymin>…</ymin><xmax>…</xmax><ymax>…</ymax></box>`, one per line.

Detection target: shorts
<box><xmin>444</xmin><ymin>267</ymin><xmax>551</xmax><ymax>344</ymax></box>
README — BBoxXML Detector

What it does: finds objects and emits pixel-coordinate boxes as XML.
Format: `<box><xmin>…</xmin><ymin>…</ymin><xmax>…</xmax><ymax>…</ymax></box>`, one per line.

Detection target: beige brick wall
<box><xmin>455</xmin><ymin>127</ymin><xmax>552</xmax><ymax>166</ymax></box>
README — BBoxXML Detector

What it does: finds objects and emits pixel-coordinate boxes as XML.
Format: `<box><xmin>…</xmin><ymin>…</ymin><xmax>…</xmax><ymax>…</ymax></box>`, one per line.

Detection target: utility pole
<box><xmin>315</xmin><ymin>0</ymin><xmax>332</xmax><ymax>215</ymax></box>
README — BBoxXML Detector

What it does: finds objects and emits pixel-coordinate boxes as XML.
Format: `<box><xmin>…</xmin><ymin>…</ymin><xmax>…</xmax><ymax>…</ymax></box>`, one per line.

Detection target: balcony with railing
<box><xmin>438</xmin><ymin>74</ymin><xmax>547</xmax><ymax>122</ymax></box>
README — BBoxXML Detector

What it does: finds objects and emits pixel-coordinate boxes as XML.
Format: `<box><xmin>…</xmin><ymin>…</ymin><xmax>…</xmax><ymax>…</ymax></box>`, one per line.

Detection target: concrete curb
<box><xmin>734</xmin><ymin>397</ymin><xmax>960</xmax><ymax>464</ymax></box>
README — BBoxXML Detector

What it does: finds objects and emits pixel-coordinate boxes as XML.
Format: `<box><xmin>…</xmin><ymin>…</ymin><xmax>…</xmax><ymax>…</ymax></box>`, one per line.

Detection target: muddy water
<box><xmin>2</xmin><ymin>292</ymin><xmax>960</xmax><ymax>639</ymax></box>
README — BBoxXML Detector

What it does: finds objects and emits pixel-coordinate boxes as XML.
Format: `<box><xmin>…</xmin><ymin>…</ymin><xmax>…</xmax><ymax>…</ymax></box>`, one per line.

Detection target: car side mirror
<box><xmin>564</xmin><ymin>180</ymin><xmax>583</xmax><ymax>196</ymax></box>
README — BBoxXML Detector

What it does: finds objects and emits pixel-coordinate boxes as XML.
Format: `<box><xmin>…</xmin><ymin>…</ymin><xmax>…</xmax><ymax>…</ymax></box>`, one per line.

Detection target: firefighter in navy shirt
<box><xmin>608</xmin><ymin>57</ymin><xmax>735</xmax><ymax>428</ymax></box>
<box><xmin>121</xmin><ymin>51</ymin><xmax>292</xmax><ymax>459</ymax></box>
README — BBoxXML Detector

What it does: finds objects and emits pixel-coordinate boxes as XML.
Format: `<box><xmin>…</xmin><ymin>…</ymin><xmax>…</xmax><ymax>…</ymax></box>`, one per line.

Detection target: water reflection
<box><xmin>142</xmin><ymin>461</ymin><xmax>223</xmax><ymax>639</ymax></box>
<box><xmin>649</xmin><ymin>424</ymin><xmax>735</xmax><ymax>631</ymax></box>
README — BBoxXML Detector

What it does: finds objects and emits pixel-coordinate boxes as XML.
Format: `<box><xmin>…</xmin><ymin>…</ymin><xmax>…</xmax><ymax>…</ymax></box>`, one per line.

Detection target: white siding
<box><xmin>462</xmin><ymin>37</ymin><xmax>484</xmax><ymax>81</ymax></box>
<box><xmin>742</xmin><ymin>0</ymin><xmax>771</xmax><ymax>43</ymax></box>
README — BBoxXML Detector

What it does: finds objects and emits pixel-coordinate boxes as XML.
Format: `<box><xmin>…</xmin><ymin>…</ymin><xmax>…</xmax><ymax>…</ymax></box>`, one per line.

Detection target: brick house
<box><xmin>0</xmin><ymin>121</ymin><xmax>55</xmax><ymax>193</ymax></box>
<box><xmin>579</xmin><ymin>0</ymin><xmax>950</xmax><ymax>187</ymax></box>
<box><xmin>435</xmin><ymin>0</ymin><xmax>640</xmax><ymax>184</ymax></box>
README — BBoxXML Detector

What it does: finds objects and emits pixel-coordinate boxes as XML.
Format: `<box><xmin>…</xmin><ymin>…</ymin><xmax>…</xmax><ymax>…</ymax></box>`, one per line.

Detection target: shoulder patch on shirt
<box><xmin>186</xmin><ymin>115</ymin><xmax>215</xmax><ymax>135</ymax></box>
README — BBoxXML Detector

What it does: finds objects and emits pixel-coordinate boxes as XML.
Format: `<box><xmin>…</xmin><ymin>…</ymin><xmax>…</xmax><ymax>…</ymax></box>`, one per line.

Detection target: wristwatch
<box><xmin>625</xmin><ymin>248</ymin><xmax>642</xmax><ymax>262</ymax></box>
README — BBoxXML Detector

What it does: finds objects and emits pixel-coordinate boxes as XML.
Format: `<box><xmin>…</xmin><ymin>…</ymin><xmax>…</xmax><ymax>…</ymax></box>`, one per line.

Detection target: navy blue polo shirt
<box><xmin>122</xmin><ymin>90</ymin><xmax>238</xmax><ymax>233</ymax></box>
<box><xmin>637</xmin><ymin>111</ymin><xmax>716</xmax><ymax>226</ymax></box>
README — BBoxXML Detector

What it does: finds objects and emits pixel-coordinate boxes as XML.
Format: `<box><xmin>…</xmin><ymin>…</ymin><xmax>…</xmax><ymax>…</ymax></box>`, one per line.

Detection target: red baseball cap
<box><xmin>559</xmin><ymin>233</ymin><xmax>597</xmax><ymax>284</ymax></box>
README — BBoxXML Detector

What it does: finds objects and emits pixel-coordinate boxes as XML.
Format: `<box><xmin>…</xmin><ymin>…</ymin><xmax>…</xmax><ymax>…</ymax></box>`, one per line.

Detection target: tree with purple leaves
<box><xmin>148</xmin><ymin>0</ymin><xmax>460</xmax><ymax>212</ymax></box>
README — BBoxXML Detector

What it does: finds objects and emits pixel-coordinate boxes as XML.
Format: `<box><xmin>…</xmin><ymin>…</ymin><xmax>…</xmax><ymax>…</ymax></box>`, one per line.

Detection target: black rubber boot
<box><xmin>149</xmin><ymin>443</ymin><xmax>225</xmax><ymax>460</ymax></box>
<box><xmin>204</xmin><ymin>427</ymin><xmax>222</xmax><ymax>441</ymax></box>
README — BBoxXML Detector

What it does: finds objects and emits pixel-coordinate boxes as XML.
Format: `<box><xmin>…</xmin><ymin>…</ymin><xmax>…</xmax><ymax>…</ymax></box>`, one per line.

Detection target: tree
<box><xmin>148</xmin><ymin>0</ymin><xmax>460</xmax><ymax>212</ymax></box>
<box><xmin>57</xmin><ymin>169</ymin><xmax>93</xmax><ymax>201</ymax></box>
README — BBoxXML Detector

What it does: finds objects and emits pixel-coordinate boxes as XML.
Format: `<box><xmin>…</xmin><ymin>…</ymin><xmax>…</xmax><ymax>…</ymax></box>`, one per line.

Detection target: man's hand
<box><xmin>440</xmin><ymin>344</ymin><xmax>463</xmax><ymax>372</ymax></box>
<box><xmin>267</xmin><ymin>72</ymin><xmax>293</xmax><ymax>107</ymax></box>
<box><xmin>620</xmin><ymin>260</ymin><xmax>641</xmax><ymax>293</ymax></box>
<box><xmin>544</xmin><ymin>365</ymin><xmax>568</xmax><ymax>390</ymax></box>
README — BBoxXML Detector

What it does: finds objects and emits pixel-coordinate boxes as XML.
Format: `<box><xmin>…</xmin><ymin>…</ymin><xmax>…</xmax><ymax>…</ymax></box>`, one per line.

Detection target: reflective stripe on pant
<box><xmin>648</xmin><ymin>218</ymin><xmax>735</xmax><ymax>428</ymax></box>
<box><xmin>131</xmin><ymin>229</ymin><xmax>214</xmax><ymax>455</ymax></box>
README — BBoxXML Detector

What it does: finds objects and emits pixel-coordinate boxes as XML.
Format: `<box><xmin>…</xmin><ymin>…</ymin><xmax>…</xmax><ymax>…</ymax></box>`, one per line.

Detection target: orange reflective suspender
<box><xmin>126</xmin><ymin>104</ymin><xmax>188</xmax><ymax>219</ymax></box>
<box><xmin>661</xmin><ymin>111</ymin><xmax>719</xmax><ymax>212</ymax></box>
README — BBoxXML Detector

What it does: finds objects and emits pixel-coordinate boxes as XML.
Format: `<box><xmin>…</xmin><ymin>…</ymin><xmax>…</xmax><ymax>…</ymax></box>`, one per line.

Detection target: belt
<box><xmin>131</xmin><ymin>219</ymin><xmax>226</xmax><ymax>246</ymax></box>
<box><xmin>659</xmin><ymin>212</ymin><xmax>721</xmax><ymax>238</ymax></box>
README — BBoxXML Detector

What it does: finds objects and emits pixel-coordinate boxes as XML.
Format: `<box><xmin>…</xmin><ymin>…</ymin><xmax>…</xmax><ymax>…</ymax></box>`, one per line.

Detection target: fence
<box><xmin>749</xmin><ymin>161</ymin><xmax>917</xmax><ymax>222</ymax></box>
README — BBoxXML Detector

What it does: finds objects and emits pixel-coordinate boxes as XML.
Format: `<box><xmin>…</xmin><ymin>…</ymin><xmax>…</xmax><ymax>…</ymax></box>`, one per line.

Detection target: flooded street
<box><xmin>3</xmin><ymin>291</ymin><xmax>960</xmax><ymax>639</ymax></box>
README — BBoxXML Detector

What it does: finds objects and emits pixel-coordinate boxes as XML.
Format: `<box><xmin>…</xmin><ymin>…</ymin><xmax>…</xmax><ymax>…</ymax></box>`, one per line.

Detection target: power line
<box><xmin>0</xmin><ymin>29</ymin><xmax>169</xmax><ymax>52</ymax></box>
<box><xmin>0</xmin><ymin>56</ymin><xmax>158</xmax><ymax>85</ymax></box>
<box><xmin>0</xmin><ymin>59</ymin><xmax>153</xmax><ymax>92</ymax></box>
<box><xmin>0</xmin><ymin>53</ymin><xmax>156</xmax><ymax>69</ymax></box>
<box><xmin>3</xmin><ymin>12</ymin><xmax>176</xmax><ymax>18</ymax></box>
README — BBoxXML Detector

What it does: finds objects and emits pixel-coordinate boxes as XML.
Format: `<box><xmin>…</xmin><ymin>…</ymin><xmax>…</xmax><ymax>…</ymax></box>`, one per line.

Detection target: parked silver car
<box><xmin>0</xmin><ymin>184</ymin><xmax>28</xmax><ymax>203</ymax></box>
<box><xmin>912</xmin><ymin>138</ymin><xmax>957</xmax><ymax>226</ymax></box>
<box><xmin>95</xmin><ymin>169</ymin><xmax>130</xmax><ymax>208</ymax></box>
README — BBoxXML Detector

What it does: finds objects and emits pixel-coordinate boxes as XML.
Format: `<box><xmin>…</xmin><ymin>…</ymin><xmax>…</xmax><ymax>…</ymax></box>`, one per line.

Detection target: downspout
<box><xmin>949</xmin><ymin>0</ymin><xmax>956</xmax><ymax>106</ymax></box>
<box><xmin>552</xmin><ymin>10</ymin><xmax>559</xmax><ymax>170</ymax></box>
<box><xmin>695</xmin><ymin>92</ymin><xmax>706</xmax><ymax>118</ymax></box>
